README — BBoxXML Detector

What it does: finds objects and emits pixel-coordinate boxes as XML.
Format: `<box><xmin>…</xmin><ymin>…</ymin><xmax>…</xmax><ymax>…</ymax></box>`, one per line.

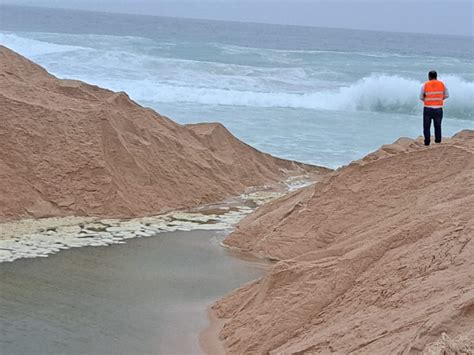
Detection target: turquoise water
<box><xmin>0</xmin><ymin>5</ymin><xmax>473</xmax><ymax>167</ymax></box>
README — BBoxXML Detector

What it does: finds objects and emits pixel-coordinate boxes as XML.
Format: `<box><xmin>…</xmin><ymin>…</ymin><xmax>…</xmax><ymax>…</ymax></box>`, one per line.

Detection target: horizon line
<box><xmin>1</xmin><ymin>3</ymin><xmax>472</xmax><ymax>39</ymax></box>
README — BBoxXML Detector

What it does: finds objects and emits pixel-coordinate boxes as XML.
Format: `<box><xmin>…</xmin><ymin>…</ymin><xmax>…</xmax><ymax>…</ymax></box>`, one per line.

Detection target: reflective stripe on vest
<box><xmin>424</xmin><ymin>80</ymin><xmax>445</xmax><ymax>107</ymax></box>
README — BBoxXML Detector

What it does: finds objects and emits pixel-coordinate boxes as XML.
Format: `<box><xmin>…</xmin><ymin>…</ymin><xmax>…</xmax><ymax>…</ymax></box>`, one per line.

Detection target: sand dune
<box><xmin>3</xmin><ymin>45</ymin><xmax>473</xmax><ymax>354</ymax></box>
<box><xmin>213</xmin><ymin>131</ymin><xmax>474</xmax><ymax>354</ymax></box>
<box><xmin>0</xmin><ymin>46</ymin><xmax>328</xmax><ymax>221</ymax></box>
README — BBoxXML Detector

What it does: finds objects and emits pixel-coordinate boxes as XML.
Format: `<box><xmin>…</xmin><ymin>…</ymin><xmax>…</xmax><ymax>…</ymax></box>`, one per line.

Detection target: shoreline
<box><xmin>0</xmin><ymin>178</ymin><xmax>312</xmax><ymax>354</ymax></box>
<box><xmin>0</xmin><ymin>205</ymin><xmax>254</xmax><ymax>263</ymax></box>
<box><xmin>0</xmin><ymin>176</ymin><xmax>318</xmax><ymax>263</ymax></box>
<box><xmin>0</xmin><ymin>178</ymin><xmax>313</xmax><ymax>263</ymax></box>
<box><xmin>199</xmin><ymin>252</ymin><xmax>271</xmax><ymax>355</ymax></box>
<box><xmin>199</xmin><ymin>306</ymin><xmax>227</xmax><ymax>355</ymax></box>
<box><xmin>199</xmin><ymin>239</ymin><xmax>272</xmax><ymax>355</ymax></box>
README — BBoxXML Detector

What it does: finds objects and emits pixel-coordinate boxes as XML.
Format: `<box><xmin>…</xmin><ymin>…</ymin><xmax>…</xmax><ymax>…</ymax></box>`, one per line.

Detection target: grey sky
<box><xmin>2</xmin><ymin>0</ymin><xmax>473</xmax><ymax>36</ymax></box>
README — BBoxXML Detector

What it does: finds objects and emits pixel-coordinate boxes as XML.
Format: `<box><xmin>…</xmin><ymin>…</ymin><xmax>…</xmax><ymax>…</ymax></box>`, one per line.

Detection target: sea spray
<box><xmin>1</xmin><ymin>31</ymin><xmax>472</xmax><ymax>119</ymax></box>
<box><xmin>111</xmin><ymin>74</ymin><xmax>473</xmax><ymax>119</ymax></box>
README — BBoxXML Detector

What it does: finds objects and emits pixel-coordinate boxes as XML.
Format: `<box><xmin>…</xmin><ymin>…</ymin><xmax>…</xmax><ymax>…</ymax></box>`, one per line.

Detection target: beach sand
<box><xmin>207</xmin><ymin>131</ymin><xmax>474</xmax><ymax>354</ymax></box>
<box><xmin>200</xmin><ymin>307</ymin><xmax>227</xmax><ymax>355</ymax></box>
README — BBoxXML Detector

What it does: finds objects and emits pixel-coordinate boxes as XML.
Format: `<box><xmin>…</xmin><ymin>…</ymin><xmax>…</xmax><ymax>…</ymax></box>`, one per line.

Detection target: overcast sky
<box><xmin>2</xmin><ymin>0</ymin><xmax>473</xmax><ymax>36</ymax></box>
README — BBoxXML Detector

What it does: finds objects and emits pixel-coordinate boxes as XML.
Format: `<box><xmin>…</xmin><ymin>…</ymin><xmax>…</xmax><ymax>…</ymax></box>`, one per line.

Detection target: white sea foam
<box><xmin>104</xmin><ymin>74</ymin><xmax>473</xmax><ymax>119</ymax></box>
<box><xmin>65</xmin><ymin>51</ymin><xmax>315</xmax><ymax>90</ymax></box>
<box><xmin>0</xmin><ymin>208</ymin><xmax>253</xmax><ymax>263</ymax></box>
<box><xmin>2</xmin><ymin>32</ymin><xmax>472</xmax><ymax>120</ymax></box>
<box><xmin>0</xmin><ymin>32</ymin><xmax>87</xmax><ymax>56</ymax></box>
<box><xmin>0</xmin><ymin>183</ymin><xmax>300</xmax><ymax>263</ymax></box>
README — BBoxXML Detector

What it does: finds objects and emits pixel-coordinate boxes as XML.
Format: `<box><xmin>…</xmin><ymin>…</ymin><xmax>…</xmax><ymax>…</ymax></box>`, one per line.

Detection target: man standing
<box><xmin>420</xmin><ymin>70</ymin><xmax>449</xmax><ymax>146</ymax></box>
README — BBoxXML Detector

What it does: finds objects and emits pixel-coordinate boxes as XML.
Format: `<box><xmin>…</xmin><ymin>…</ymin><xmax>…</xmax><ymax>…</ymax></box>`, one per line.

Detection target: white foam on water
<box><xmin>2</xmin><ymin>32</ymin><xmax>472</xmax><ymax>119</ymax></box>
<box><xmin>72</xmin><ymin>54</ymin><xmax>314</xmax><ymax>90</ymax></box>
<box><xmin>0</xmin><ymin>180</ymin><xmax>311</xmax><ymax>263</ymax></box>
<box><xmin>325</xmin><ymin>74</ymin><xmax>474</xmax><ymax>117</ymax></box>
<box><xmin>0</xmin><ymin>32</ymin><xmax>87</xmax><ymax>56</ymax></box>
<box><xmin>0</xmin><ymin>208</ymin><xmax>252</xmax><ymax>263</ymax></box>
<box><xmin>108</xmin><ymin>74</ymin><xmax>473</xmax><ymax>119</ymax></box>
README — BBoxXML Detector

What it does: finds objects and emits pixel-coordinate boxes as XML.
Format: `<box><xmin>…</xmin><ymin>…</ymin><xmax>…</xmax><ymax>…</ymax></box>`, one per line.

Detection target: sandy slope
<box><xmin>213</xmin><ymin>131</ymin><xmax>474</xmax><ymax>354</ymax></box>
<box><xmin>0</xmin><ymin>46</ymin><xmax>328</xmax><ymax>221</ymax></box>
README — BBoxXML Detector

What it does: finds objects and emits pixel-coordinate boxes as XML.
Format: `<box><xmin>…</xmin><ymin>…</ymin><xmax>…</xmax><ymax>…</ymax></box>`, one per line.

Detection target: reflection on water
<box><xmin>0</xmin><ymin>230</ymin><xmax>265</xmax><ymax>355</ymax></box>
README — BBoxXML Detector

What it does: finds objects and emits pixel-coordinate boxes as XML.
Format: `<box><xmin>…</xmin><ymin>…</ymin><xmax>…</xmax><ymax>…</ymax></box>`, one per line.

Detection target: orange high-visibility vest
<box><xmin>423</xmin><ymin>80</ymin><xmax>445</xmax><ymax>107</ymax></box>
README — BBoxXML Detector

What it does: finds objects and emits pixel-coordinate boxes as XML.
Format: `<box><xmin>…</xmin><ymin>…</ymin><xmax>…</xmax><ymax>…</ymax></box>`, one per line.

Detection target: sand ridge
<box><xmin>0</xmin><ymin>46</ymin><xmax>329</xmax><ymax>221</ymax></box>
<box><xmin>211</xmin><ymin>131</ymin><xmax>474</xmax><ymax>354</ymax></box>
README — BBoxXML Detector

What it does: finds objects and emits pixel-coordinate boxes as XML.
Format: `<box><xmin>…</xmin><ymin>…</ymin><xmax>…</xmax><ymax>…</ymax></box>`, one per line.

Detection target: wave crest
<box><xmin>116</xmin><ymin>74</ymin><xmax>473</xmax><ymax>120</ymax></box>
<box><xmin>1</xmin><ymin>32</ymin><xmax>472</xmax><ymax>120</ymax></box>
<box><xmin>329</xmin><ymin>75</ymin><xmax>473</xmax><ymax>119</ymax></box>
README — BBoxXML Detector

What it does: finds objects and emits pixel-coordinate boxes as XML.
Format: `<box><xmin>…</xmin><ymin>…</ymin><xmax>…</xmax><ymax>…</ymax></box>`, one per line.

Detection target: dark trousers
<box><xmin>423</xmin><ymin>107</ymin><xmax>443</xmax><ymax>145</ymax></box>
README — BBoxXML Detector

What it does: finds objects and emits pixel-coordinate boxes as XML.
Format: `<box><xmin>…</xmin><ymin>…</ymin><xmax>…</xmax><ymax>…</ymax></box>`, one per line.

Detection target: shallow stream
<box><xmin>0</xmin><ymin>229</ymin><xmax>266</xmax><ymax>354</ymax></box>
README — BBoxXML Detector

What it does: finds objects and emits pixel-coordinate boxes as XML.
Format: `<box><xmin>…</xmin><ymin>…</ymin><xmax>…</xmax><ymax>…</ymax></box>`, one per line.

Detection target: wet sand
<box><xmin>0</xmin><ymin>229</ymin><xmax>268</xmax><ymax>355</ymax></box>
<box><xmin>199</xmin><ymin>307</ymin><xmax>227</xmax><ymax>355</ymax></box>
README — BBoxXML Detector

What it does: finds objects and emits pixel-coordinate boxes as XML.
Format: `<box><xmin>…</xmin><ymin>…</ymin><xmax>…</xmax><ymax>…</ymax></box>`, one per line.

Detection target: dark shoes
<box><xmin>424</xmin><ymin>140</ymin><xmax>441</xmax><ymax>146</ymax></box>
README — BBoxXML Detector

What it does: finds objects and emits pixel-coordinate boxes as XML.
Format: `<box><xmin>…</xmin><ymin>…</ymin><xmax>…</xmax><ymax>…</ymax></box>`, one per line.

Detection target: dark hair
<box><xmin>428</xmin><ymin>70</ymin><xmax>437</xmax><ymax>80</ymax></box>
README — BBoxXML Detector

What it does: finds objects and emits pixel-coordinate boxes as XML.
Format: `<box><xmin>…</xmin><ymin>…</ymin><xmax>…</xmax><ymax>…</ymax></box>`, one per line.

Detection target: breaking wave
<box><xmin>117</xmin><ymin>74</ymin><xmax>473</xmax><ymax>120</ymax></box>
<box><xmin>1</xmin><ymin>32</ymin><xmax>472</xmax><ymax>120</ymax></box>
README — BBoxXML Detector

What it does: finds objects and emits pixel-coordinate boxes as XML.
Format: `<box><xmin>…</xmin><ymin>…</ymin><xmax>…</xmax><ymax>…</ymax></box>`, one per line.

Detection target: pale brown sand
<box><xmin>0</xmin><ymin>45</ymin><xmax>329</xmax><ymax>221</ymax></box>
<box><xmin>209</xmin><ymin>130</ymin><xmax>474</xmax><ymax>354</ymax></box>
<box><xmin>200</xmin><ymin>307</ymin><xmax>227</xmax><ymax>355</ymax></box>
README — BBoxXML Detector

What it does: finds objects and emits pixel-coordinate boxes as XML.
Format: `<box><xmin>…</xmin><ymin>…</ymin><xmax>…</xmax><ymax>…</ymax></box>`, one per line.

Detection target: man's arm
<box><xmin>444</xmin><ymin>86</ymin><xmax>449</xmax><ymax>99</ymax></box>
<box><xmin>419</xmin><ymin>86</ymin><xmax>425</xmax><ymax>101</ymax></box>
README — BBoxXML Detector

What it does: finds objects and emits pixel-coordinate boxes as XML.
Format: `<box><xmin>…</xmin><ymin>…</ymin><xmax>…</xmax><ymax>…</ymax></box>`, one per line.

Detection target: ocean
<box><xmin>1</xmin><ymin>5</ymin><xmax>473</xmax><ymax>168</ymax></box>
